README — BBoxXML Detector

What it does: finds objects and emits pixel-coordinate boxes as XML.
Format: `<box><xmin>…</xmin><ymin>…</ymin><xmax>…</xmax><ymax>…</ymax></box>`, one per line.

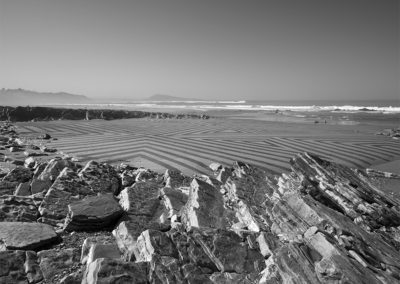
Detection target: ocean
<box><xmin>70</xmin><ymin>99</ymin><xmax>400</xmax><ymax>113</ymax></box>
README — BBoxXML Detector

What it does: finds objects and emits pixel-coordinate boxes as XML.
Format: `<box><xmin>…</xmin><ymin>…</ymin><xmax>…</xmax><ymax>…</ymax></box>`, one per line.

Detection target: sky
<box><xmin>0</xmin><ymin>0</ymin><xmax>398</xmax><ymax>101</ymax></box>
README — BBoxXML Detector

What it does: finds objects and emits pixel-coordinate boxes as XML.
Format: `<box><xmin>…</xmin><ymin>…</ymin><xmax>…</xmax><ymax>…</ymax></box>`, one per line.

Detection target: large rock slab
<box><xmin>63</xmin><ymin>194</ymin><xmax>123</xmax><ymax>231</ymax></box>
<box><xmin>38</xmin><ymin>168</ymin><xmax>94</xmax><ymax>225</ymax></box>
<box><xmin>78</xmin><ymin>160</ymin><xmax>120</xmax><ymax>194</ymax></box>
<box><xmin>0</xmin><ymin>195</ymin><xmax>38</xmax><ymax>222</ymax></box>
<box><xmin>214</xmin><ymin>154</ymin><xmax>400</xmax><ymax>283</ymax></box>
<box><xmin>0</xmin><ymin>250</ymin><xmax>43</xmax><ymax>283</ymax></box>
<box><xmin>181</xmin><ymin>178</ymin><xmax>226</xmax><ymax>230</ymax></box>
<box><xmin>0</xmin><ymin>222</ymin><xmax>59</xmax><ymax>250</ymax></box>
<box><xmin>82</xmin><ymin>258</ymin><xmax>148</xmax><ymax>284</ymax></box>
<box><xmin>113</xmin><ymin>181</ymin><xmax>173</xmax><ymax>260</ymax></box>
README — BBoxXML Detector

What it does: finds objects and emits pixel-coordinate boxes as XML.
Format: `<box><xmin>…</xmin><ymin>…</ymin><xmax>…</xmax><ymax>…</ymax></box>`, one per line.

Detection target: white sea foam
<box><xmin>63</xmin><ymin>103</ymin><xmax>400</xmax><ymax>113</ymax></box>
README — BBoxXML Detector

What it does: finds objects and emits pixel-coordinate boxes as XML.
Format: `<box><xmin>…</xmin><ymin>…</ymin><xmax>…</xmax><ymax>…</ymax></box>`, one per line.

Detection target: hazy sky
<box><xmin>0</xmin><ymin>0</ymin><xmax>398</xmax><ymax>100</ymax></box>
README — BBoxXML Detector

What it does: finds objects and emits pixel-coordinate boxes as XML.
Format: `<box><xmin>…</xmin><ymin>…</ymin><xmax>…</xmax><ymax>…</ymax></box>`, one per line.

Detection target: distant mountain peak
<box><xmin>0</xmin><ymin>88</ymin><xmax>90</xmax><ymax>106</ymax></box>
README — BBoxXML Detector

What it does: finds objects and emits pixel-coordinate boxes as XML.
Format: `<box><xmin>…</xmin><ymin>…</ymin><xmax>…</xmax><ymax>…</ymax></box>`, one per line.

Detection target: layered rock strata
<box><xmin>1</xmin><ymin>121</ymin><xmax>400</xmax><ymax>283</ymax></box>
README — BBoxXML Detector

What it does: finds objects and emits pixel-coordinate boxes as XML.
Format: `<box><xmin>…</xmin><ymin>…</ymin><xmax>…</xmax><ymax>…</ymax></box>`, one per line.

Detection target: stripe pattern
<box><xmin>15</xmin><ymin>119</ymin><xmax>400</xmax><ymax>176</ymax></box>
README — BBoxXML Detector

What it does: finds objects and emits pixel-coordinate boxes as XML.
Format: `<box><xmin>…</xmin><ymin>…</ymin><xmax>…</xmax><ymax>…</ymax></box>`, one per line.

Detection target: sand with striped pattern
<box><xmin>15</xmin><ymin>116</ymin><xmax>399</xmax><ymax>176</ymax></box>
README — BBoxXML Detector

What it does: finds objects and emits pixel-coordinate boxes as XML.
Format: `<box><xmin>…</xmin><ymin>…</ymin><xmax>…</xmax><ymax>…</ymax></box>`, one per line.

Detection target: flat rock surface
<box><xmin>0</xmin><ymin>195</ymin><xmax>38</xmax><ymax>222</ymax></box>
<box><xmin>64</xmin><ymin>194</ymin><xmax>123</xmax><ymax>231</ymax></box>
<box><xmin>0</xmin><ymin>222</ymin><xmax>59</xmax><ymax>250</ymax></box>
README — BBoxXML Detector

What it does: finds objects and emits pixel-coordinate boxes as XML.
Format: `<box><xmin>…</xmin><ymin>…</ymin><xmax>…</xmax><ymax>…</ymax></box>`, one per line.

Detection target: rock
<box><xmin>24</xmin><ymin>150</ymin><xmax>46</xmax><ymax>157</ymax></box>
<box><xmin>37</xmin><ymin>133</ymin><xmax>51</xmax><ymax>140</ymax></box>
<box><xmin>163</xmin><ymin>169</ymin><xmax>191</xmax><ymax>189</ymax></box>
<box><xmin>0</xmin><ymin>195</ymin><xmax>38</xmax><ymax>222</ymax></box>
<box><xmin>9</xmin><ymin>146</ymin><xmax>23</xmax><ymax>152</ymax></box>
<box><xmin>2</xmin><ymin>166</ymin><xmax>33</xmax><ymax>183</ymax></box>
<box><xmin>38</xmin><ymin>248</ymin><xmax>80</xmax><ymax>282</ymax></box>
<box><xmin>31</xmin><ymin>158</ymin><xmax>76</xmax><ymax>194</ymax></box>
<box><xmin>24</xmin><ymin>156</ymin><xmax>36</xmax><ymax>168</ymax></box>
<box><xmin>0</xmin><ymin>250</ymin><xmax>43</xmax><ymax>283</ymax></box>
<box><xmin>149</xmin><ymin>255</ymin><xmax>185</xmax><ymax>284</ymax></box>
<box><xmin>190</xmin><ymin>228</ymin><xmax>265</xmax><ymax>274</ymax></box>
<box><xmin>78</xmin><ymin>160</ymin><xmax>121</xmax><ymax>194</ymax></box>
<box><xmin>82</xmin><ymin>258</ymin><xmax>148</xmax><ymax>284</ymax></box>
<box><xmin>209</xmin><ymin>162</ymin><xmax>222</xmax><ymax>172</ymax></box>
<box><xmin>0</xmin><ymin>222</ymin><xmax>59</xmax><ymax>250</ymax></box>
<box><xmin>181</xmin><ymin>178</ymin><xmax>225</xmax><ymax>230</ymax></box>
<box><xmin>80</xmin><ymin>236</ymin><xmax>117</xmax><ymax>265</ymax></box>
<box><xmin>135</xmin><ymin>168</ymin><xmax>160</xmax><ymax>183</ymax></box>
<box><xmin>115</xmin><ymin>181</ymin><xmax>168</xmax><ymax>249</ymax></box>
<box><xmin>63</xmin><ymin>194</ymin><xmax>123</xmax><ymax>231</ymax></box>
<box><xmin>134</xmin><ymin>229</ymin><xmax>178</xmax><ymax>262</ymax></box>
<box><xmin>38</xmin><ymin>168</ymin><xmax>94</xmax><ymax>224</ymax></box>
<box><xmin>40</xmin><ymin>146</ymin><xmax>57</xmax><ymax>153</ymax></box>
<box><xmin>214</xmin><ymin>153</ymin><xmax>400</xmax><ymax>283</ymax></box>
<box><xmin>59</xmin><ymin>271</ymin><xmax>82</xmax><ymax>284</ymax></box>
<box><xmin>14</xmin><ymin>181</ymin><xmax>31</xmax><ymax>196</ymax></box>
<box><xmin>0</xmin><ymin>180</ymin><xmax>19</xmax><ymax>195</ymax></box>
<box><xmin>10</xmin><ymin>159</ymin><xmax>24</xmax><ymax>166</ymax></box>
<box><xmin>159</xmin><ymin>187</ymin><xmax>188</xmax><ymax>222</ymax></box>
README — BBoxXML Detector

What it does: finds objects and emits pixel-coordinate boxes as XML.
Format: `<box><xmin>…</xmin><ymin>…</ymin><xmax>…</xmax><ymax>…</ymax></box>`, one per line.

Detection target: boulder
<box><xmin>134</xmin><ymin>229</ymin><xmax>178</xmax><ymax>262</ymax></box>
<box><xmin>38</xmin><ymin>248</ymin><xmax>80</xmax><ymax>283</ymax></box>
<box><xmin>0</xmin><ymin>222</ymin><xmax>59</xmax><ymax>250</ymax></box>
<box><xmin>78</xmin><ymin>160</ymin><xmax>120</xmax><ymax>194</ymax></box>
<box><xmin>2</xmin><ymin>166</ymin><xmax>33</xmax><ymax>183</ymax></box>
<box><xmin>38</xmin><ymin>168</ymin><xmax>94</xmax><ymax>224</ymax></box>
<box><xmin>80</xmin><ymin>236</ymin><xmax>118</xmax><ymax>265</ymax></box>
<box><xmin>0</xmin><ymin>250</ymin><xmax>43</xmax><ymax>284</ymax></box>
<box><xmin>115</xmin><ymin>181</ymin><xmax>168</xmax><ymax>243</ymax></box>
<box><xmin>63</xmin><ymin>194</ymin><xmax>123</xmax><ymax>231</ymax></box>
<box><xmin>24</xmin><ymin>156</ymin><xmax>36</xmax><ymax>168</ymax></box>
<box><xmin>209</xmin><ymin>162</ymin><xmax>222</xmax><ymax>172</ymax></box>
<box><xmin>159</xmin><ymin>187</ymin><xmax>188</xmax><ymax>222</ymax></box>
<box><xmin>0</xmin><ymin>195</ymin><xmax>38</xmax><ymax>222</ymax></box>
<box><xmin>181</xmin><ymin>178</ymin><xmax>225</xmax><ymax>230</ymax></box>
<box><xmin>82</xmin><ymin>258</ymin><xmax>148</xmax><ymax>284</ymax></box>
<box><xmin>31</xmin><ymin>158</ymin><xmax>76</xmax><ymax>194</ymax></box>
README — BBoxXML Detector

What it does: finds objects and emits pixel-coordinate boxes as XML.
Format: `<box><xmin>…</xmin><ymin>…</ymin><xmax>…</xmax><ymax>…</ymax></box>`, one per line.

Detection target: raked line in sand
<box><xmin>15</xmin><ymin>118</ymin><xmax>400</xmax><ymax>176</ymax></box>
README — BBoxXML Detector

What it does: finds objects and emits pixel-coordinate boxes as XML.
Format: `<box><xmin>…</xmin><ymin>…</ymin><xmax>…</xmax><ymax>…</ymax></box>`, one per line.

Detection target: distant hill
<box><xmin>0</xmin><ymin>88</ymin><xmax>91</xmax><ymax>106</ymax></box>
<box><xmin>147</xmin><ymin>94</ymin><xmax>202</xmax><ymax>101</ymax></box>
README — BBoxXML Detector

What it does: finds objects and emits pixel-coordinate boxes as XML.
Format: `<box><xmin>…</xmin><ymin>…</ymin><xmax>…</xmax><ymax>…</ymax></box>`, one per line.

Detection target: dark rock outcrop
<box><xmin>63</xmin><ymin>194</ymin><xmax>123</xmax><ymax>231</ymax></box>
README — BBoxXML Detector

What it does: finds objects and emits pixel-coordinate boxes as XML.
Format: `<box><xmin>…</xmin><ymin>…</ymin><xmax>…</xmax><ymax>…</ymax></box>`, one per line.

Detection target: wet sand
<box><xmin>12</xmin><ymin>109</ymin><xmax>400</xmax><ymax>176</ymax></box>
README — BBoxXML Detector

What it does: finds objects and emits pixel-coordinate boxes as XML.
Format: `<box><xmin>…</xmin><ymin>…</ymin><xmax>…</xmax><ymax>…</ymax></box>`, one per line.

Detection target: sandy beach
<box><xmin>13</xmin><ymin>109</ymin><xmax>400</xmax><ymax>176</ymax></box>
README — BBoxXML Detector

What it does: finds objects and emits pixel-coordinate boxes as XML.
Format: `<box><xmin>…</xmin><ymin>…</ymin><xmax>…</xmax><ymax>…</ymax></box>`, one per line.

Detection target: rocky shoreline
<box><xmin>0</xmin><ymin>106</ymin><xmax>209</xmax><ymax>122</ymax></box>
<box><xmin>1</xmin><ymin>121</ymin><xmax>400</xmax><ymax>283</ymax></box>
